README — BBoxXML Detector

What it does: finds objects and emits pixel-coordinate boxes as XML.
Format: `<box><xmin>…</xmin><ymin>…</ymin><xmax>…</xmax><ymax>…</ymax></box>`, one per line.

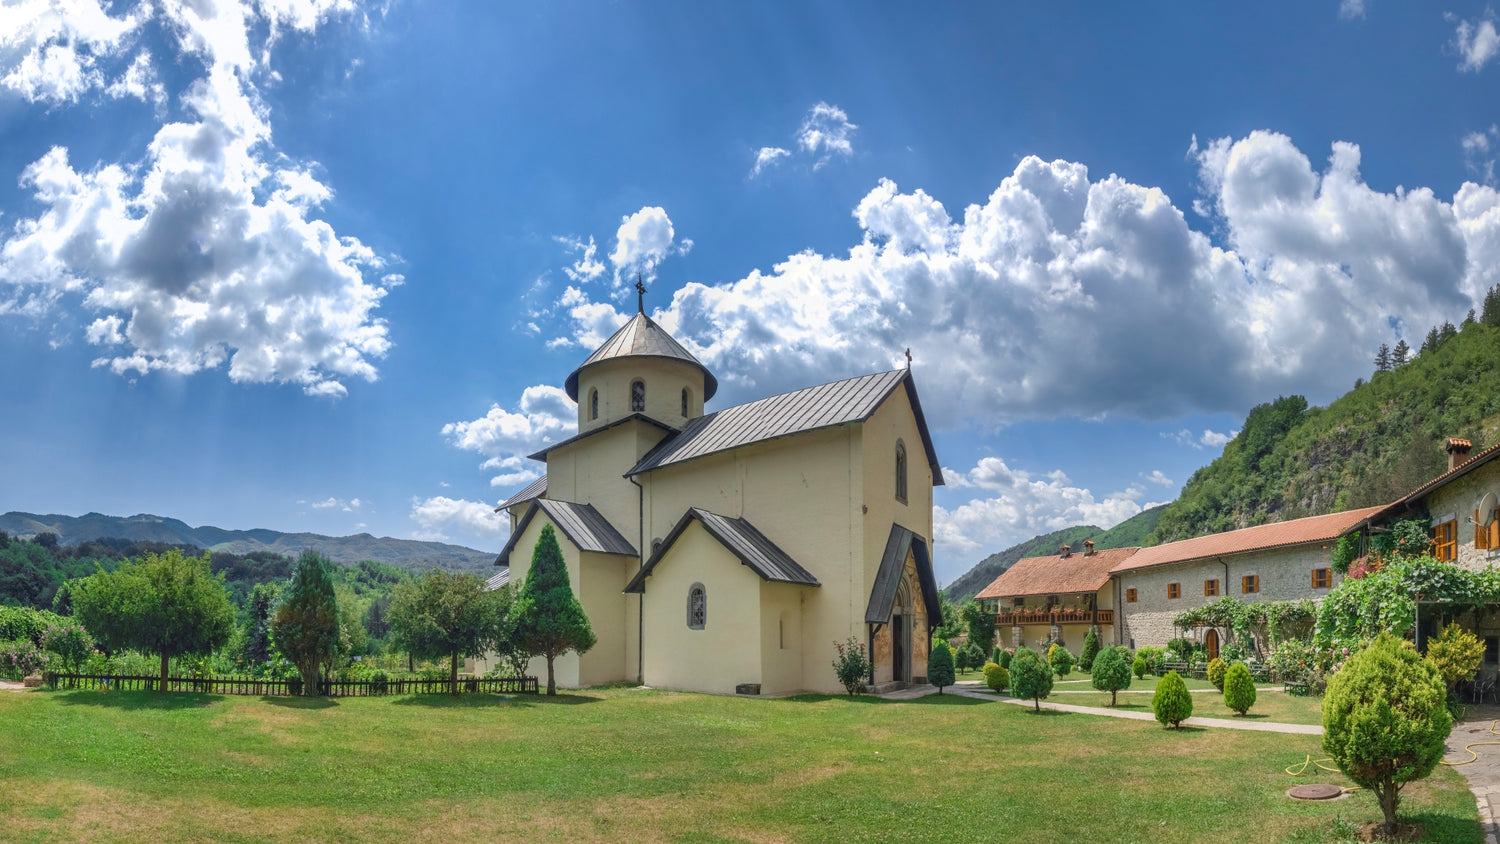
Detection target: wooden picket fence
<box><xmin>42</xmin><ymin>672</ymin><xmax>539</xmax><ymax>696</ymax></box>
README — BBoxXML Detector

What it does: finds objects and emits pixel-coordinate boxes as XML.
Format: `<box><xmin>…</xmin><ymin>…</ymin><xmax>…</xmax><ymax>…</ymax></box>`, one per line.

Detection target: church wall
<box><xmin>577</xmin><ymin>551</ymin><xmax>633</xmax><ymax>686</ymax></box>
<box><xmin>544</xmin><ymin>420</ymin><xmax>664</xmax><ymax>545</ymax></box>
<box><xmin>640</xmin><ymin>522</ymin><xmax>764</xmax><ymax>694</ymax></box>
<box><xmin>859</xmin><ymin>385</ymin><xmax>935</xmax><ymax>613</ymax></box>
<box><xmin>641</xmin><ymin>425</ymin><xmax>860</xmax><ymax>694</ymax></box>
<box><xmin>759</xmin><ymin>582</ymin><xmax>805</xmax><ymax>695</ymax></box>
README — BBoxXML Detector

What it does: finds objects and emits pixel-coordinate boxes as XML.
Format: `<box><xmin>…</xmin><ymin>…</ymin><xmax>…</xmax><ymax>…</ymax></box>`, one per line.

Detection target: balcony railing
<box><xmin>996</xmin><ymin>608</ymin><xmax>1113</xmax><ymax>626</ymax></box>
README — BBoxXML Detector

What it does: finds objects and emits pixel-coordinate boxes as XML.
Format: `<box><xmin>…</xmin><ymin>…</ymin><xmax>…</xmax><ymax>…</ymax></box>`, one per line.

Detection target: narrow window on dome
<box><xmin>631</xmin><ymin>380</ymin><xmax>645</xmax><ymax>412</ymax></box>
<box><xmin>589</xmin><ymin>389</ymin><xmax>598</xmax><ymax>421</ymax></box>
<box><xmin>895</xmin><ymin>440</ymin><xmax>908</xmax><ymax>503</ymax></box>
<box><xmin>681</xmin><ymin>387</ymin><xmax>690</xmax><ymax>417</ymax></box>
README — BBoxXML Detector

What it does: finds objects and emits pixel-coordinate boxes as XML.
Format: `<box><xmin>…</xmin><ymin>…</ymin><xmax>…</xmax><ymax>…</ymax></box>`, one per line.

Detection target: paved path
<box><xmin>879</xmin><ymin>681</ymin><xmax>1321</xmax><ymax>734</ymax></box>
<box><xmin>1446</xmin><ymin>707</ymin><xmax>1500</xmax><ymax>844</ymax></box>
<box><xmin>0</xmin><ymin>680</ymin><xmax>31</xmax><ymax>693</ymax></box>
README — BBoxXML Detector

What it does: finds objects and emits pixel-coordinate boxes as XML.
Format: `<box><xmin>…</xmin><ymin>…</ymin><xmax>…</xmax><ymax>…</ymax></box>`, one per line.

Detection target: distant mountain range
<box><xmin>942</xmin><ymin>505</ymin><xmax>1166</xmax><ymax>603</ymax></box>
<box><xmin>0</xmin><ymin>511</ymin><xmax>494</xmax><ymax>573</ymax></box>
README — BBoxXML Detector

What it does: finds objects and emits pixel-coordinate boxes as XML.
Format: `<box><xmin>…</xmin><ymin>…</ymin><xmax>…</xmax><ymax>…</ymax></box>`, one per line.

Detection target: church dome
<box><xmin>564</xmin><ymin>311</ymin><xmax>718</xmax><ymax>402</ymax></box>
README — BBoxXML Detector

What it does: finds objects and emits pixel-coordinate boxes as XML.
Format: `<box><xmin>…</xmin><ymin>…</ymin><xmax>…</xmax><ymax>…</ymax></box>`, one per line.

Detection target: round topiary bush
<box><xmin>1050</xmin><ymin>646</ymin><xmax>1075</xmax><ymax>678</ymax></box>
<box><xmin>1010</xmin><ymin>646</ymin><xmax>1053</xmax><ymax>712</ymax></box>
<box><xmin>1152</xmin><ymin>670</ymin><xmax>1193</xmax><ymax>728</ymax></box>
<box><xmin>1223</xmin><ymin>662</ymin><xmax>1256</xmax><ymax>715</ymax></box>
<box><xmin>1206</xmin><ymin>657</ymin><xmax>1228</xmax><ymax>691</ymax></box>
<box><xmin>998</xmin><ymin>648</ymin><xmax>1012</xmax><ymax>669</ymax></box>
<box><xmin>1091</xmin><ymin>645</ymin><xmax>1132</xmax><ymax>706</ymax></box>
<box><xmin>1323</xmin><ymin>632</ymin><xmax>1452</xmax><ymax>837</ymax></box>
<box><xmin>1079</xmin><ymin>628</ymin><xmax>1100</xmax><ymax>672</ymax></box>
<box><xmin>1132</xmin><ymin>655</ymin><xmax>1149</xmax><ymax>679</ymax></box>
<box><xmin>982</xmin><ymin>661</ymin><xmax>1009</xmax><ymax>693</ymax></box>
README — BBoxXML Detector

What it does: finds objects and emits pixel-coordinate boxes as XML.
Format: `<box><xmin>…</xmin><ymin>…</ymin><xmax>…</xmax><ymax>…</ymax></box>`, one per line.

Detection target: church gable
<box><xmin>866</xmin><ymin>525</ymin><xmax>941</xmax><ymax>627</ymax></box>
<box><xmin>494</xmin><ymin>498</ymin><xmax>637</xmax><ymax>568</ymax></box>
<box><xmin>624</xmin><ymin>508</ymin><xmax>820</xmax><ymax>593</ymax></box>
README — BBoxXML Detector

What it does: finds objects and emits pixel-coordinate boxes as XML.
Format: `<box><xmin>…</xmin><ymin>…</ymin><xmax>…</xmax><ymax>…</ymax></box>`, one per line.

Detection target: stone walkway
<box><xmin>879</xmin><ymin>680</ymin><xmax>1322</xmax><ymax>734</ymax></box>
<box><xmin>0</xmin><ymin>680</ymin><xmax>31</xmax><ymax>693</ymax></box>
<box><xmin>1446</xmin><ymin>707</ymin><xmax>1500</xmax><ymax>844</ymax></box>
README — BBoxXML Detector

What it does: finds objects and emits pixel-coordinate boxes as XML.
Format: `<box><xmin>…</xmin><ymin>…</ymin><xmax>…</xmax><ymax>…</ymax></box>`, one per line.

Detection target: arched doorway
<box><xmin>892</xmin><ymin>579</ymin><xmax>913</xmax><ymax>683</ymax></box>
<box><xmin>1204</xmin><ymin>628</ymin><xmax>1220</xmax><ymax>660</ymax></box>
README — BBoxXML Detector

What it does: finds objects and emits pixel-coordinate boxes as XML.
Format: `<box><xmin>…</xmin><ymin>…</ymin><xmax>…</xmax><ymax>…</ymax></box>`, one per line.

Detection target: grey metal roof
<box><xmin>495</xmin><ymin>476</ymin><xmax>547</xmax><ymax>511</ymax></box>
<box><xmin>484</xmin><ymin>569</ymin><xmax>510</xmax><ymax>591</ymax></box>
<box><xmin>564</xmin><ymin>312</ymin><xmax>718</xmax><ymax>401</ymax></box>
<box><xmin>865</xmin><ymin>524</ymin><xmax>942</xmax><ymax>627</ymax></box>
<box><xmin>494</xmin><ymin>498</ymin><xmax>638</xmax><ymax>567</ymax></box>
<box><xmin>624</xmin><ymin>507</ymin><xmax>820</xmax><ymax>593</ymax></box>
<box><xmin>627</xmin><ymin>369</ymin><xmax>943</xmax><ymax>484</ymax></box>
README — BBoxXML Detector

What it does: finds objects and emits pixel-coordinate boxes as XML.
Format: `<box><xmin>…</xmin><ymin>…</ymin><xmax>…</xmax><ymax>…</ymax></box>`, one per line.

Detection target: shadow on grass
<box><xmin>53</xmin><ymin>689</ymin><xmax>223</xmax><ymax>710</ymax></box>
<box><xmin>382</xmin><ymin>691</ymin><xmax>601</xmax><ymax>708</ymax></box>
<box><xmin>479</xmin><ymin>692</ymin><xmax>603</xmax><ymax>708</ymax></box>
<box><xmin>262</xmin><ymin>695</ymin><xmax>338</xmax><ymax>710</ymax></box>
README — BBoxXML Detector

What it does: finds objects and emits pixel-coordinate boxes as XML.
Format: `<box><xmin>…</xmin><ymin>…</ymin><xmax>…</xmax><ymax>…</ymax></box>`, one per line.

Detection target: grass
<box><xmin>0</xmin><ymin>685</ymin><xmax>1481</xmax><ymax>843</ymax></box>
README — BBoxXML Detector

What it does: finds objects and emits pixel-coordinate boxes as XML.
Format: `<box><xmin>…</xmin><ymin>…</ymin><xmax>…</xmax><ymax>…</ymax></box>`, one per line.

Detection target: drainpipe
<box><xmin>628</xmin><ymin>473</ymin><xmax>646</xmax><ymax>685</ymax></box>
<box><xmin>1218</xmin><ymin>556</ymin><xmax>1231</xmax><ymax>649</ymax></box>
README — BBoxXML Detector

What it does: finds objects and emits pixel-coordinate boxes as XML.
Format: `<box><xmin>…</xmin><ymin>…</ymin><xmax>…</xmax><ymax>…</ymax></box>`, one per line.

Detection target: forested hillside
<box><xmin>943</xmin><ymin>505</ymin><xmax>1166</xmax><ymax>602</ymax></box>
<box><xmin>1149</xmin><ymin>309</ymin><xmax>1500</xmax><ymax>544</ymax></box>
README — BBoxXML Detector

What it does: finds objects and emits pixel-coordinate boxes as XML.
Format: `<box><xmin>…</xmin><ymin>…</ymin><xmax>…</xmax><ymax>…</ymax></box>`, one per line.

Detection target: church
<box><xmin>489</xmin><ymin>290</ymin><xmax>944</xmax><ymax>696</ymax></box>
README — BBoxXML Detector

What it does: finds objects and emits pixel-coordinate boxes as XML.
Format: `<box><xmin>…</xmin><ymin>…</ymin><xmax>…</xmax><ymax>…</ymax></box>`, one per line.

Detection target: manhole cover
<box><xmin>1287</xmin><ymin>784</ymin><xmax>1344</xmax><ymax>800</ymax></box>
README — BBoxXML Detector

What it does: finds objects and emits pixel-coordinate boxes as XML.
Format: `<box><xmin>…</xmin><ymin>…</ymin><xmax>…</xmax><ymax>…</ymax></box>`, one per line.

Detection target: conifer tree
<box><xmin>927</xmin><ymin>640</ymin><xmax>955</xmax><ymax>693</ymax></box>
<box><xmin>1079</xmin><ymin>628</ymin><xmax>1100</xmax><ymax>671</ymax></box>
<box><xmin>1223</xmin><ymin>662</ymin><xmax>1257</xmax><ymax>715</ymax></box>
<box><xmin>1484</xmin><ymin>284</ymin><xmax>1500</xmax><ymax>327</ymax></box>
<box><xmin>1466</xmin><ymin>308</ymin><xmax>1478</xmax><ymax>326</ymax></box>
<box><xmin>514</xmin><ymin>525</ymin><xmax>596</xmax><ymax>695</ymax></box>
<box><xmin>1392</xmin><ymin>339</ymin><xmax>1411</xmax><ymax>366</ymax></box>
<box><xmin>1421</xmin><ymin>326</ymin><xmax>1439</xmax><ymax>354</ymax></box>
<box><xmin>1010</xmin><ymin>646</ymin><xmax>1053</xmax><ymax>711</ymax></box>
<box><xmin>1090</xmin><ymin>646</ymin><xmax>1132</xmax><ymax>705</ymax></box>
<box><xmin>1441</xmin><ymin>321</ymin><xmax>1458</xmax><ymax>342</ymax></box>
<box><xmin>1153</xmin><ymin>670</ymin><xmax>1194</xmax><ymax>728</ymax></box>
<box><xmin>1374</xmin><ymin>343</ymin><xmax>1392</xmax><ymax>372</ymax></box>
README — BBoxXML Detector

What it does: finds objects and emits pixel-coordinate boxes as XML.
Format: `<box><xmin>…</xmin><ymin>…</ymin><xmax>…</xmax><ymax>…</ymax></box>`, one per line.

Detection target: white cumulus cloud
<box><xmin>410</xmin><ymin>496</ymin><xmax>508</xmax><ymax>542</ymax></box>
<box><xmin>0</xmin><ymin>0</ymin><xmax>391</xmax><ymax>398</ymax></box>
<box><xmin>609</xmin><ymin>206</ymin><xmax>685</xmax><ymax>285</ymax></box>
<box><xmin>750</xmin><ymin>146</ymin><xmax>791</xmax><ymax>178</ymax></box>
<box><xmin>1145</xmin><ymin>470</ymin><xmax>1174</xmax><ymax>486</ymax></box>
<box><xmin>935</xmin><ymin>457</ymin><xmax>1149</xmax><ymax>557</ymax></box>
<box><xmin>797</xmin><ymin>102</ymin><xmax>857</xmax><ymax>167</ymax></box>
<box><xmin>1453</xmin><ymin>13</ymin><xmax>1500</xmax><ymax>72</ymax></box>
<box><xmin>441</xmin><ymin>384</ymin><xmax>575</xmax><ymax>491</ymax></box>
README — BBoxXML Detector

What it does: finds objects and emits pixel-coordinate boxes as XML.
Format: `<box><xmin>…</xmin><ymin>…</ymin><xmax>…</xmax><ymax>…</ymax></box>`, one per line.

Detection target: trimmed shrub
<box><xmin>1010</xmin><ymin>646</ymin><xmax>1053</xmax><ymax>712</ymax></box>
<box><xmin>1152</xmin><ymin>670</ymin><xmax>1193</xmax><ymax>728</ymax></box>
<box><xmin>958</xmin><ymin>641</ymin><xmax>986</xmax><ymax>673</ymax></box>
<box><xmin>832</xmin><ymin>637</ymin><xmax>872</xmax><ymax>695</ymax></box>
<box><xmin>997</xmin><ymin>648</ymin><xmax>1012</xmax><ymax>669</ymax></box>
<box><xmin>1223</xmin><ymin>662</ymin><xmax>1257</xmax><ymax>715</ymax></box>
<box><xmin>1079</xmin><ymin>628</ymin><xmax>1100</xmax><ymax>671</ymax></box>
<box><xmin>1324</xmin><ymin>632</ymin><xmax>1452</xmax><ymax>837</ymax></box>
<box><xmin>991</xmin><ymin>646</ymin><xmax>1003</xmax><ymax>667</ymax></box>
<box><xmin>1132</xmin><ymin>655</ymin><xmax>1149</xmax><ymax>679</ymax></box>
<box><xmin>927</xmin><ymin>641</ymin><xmax>955</xmax><ymax>694</ymax></box>
<box><xmin>982</xmin><ymin>661</ymin><xmax>1009</xmax><ymax>693</ymax></box>
<box><xmin>1049</xmin><ymin>646</ymin><xmax>1075</xmax><ymax>677</ymax></box>
<box><xmin>1091</xmin><ymin>646</ymin><xmax>1132</xmax><ymax>705</ymax></box>
<box><xmin>1206</xmin><ymin>657</ymin><xmax>1228</xmax><ymax>691</ymax></box>
<box><xmin>1426</xmin><ymin>622</ymin><xmax>1485</xmax><ymax>697</ymax></box>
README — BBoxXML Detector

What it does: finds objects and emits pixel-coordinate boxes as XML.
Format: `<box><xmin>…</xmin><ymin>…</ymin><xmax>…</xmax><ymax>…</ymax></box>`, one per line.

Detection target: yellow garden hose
<box><xmin>1285</xmin><ymin>755</ymin><xmax>1343</xmax><ymax>776</ymax></box>
<box><xmin>1440</xmin><ymin>719</ymin><xmax>1500</xmax><ymax>766</ymax></box>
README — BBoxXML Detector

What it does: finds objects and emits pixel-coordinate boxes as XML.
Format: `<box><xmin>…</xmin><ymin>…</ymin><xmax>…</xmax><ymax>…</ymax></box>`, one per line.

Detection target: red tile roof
<box><xmin>976</xmin><ymin>547</ymin><xmax>1140</xmax><ymax>600</ymax></box>
<box><xmin>1108</xmin><ymin>505</ymin><xmax>1387</xmax><ymax>574</ymax></box>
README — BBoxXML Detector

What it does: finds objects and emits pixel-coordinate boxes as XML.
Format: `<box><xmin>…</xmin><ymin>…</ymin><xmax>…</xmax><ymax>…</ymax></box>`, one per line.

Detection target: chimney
<box><xmin>1059</xmin><ymin>544</ymin><xmax>1071</xmax><ymax>559</ymax></box>
<box><xmin>1083</xmin><ymin>539</ymin><xmax>1096</xmax><ymax>557</ymax></box>
<box><xmin>1447</xmin><ymin>437</ymin><xmax>1473</xmax><ymax>472</ymax></box>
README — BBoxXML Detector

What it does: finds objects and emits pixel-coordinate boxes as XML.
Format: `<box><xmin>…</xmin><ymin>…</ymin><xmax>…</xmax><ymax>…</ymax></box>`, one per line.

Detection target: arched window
<box><xmin>680</xmin><ymin>387</ymin><xmax>690</xmax><ymax>417</ymax></box>
<box><xmin>631</xmin><ymin>379</ymin><xmax>645</xmax><ymax>413</ymax></box>
<box><xmin>687</xmin><ymin>583</ymin><xmax>706</xmax><ymax>630</ymax></box>
<box><xmin>895</xmin><ymin>440</ymin><xmax>908</xmax><ymax>503</ymax></box>
<box><xmin>589</xmin><ymin>388</ymin><xmax>598</xmax><ymax>421</ymax></box>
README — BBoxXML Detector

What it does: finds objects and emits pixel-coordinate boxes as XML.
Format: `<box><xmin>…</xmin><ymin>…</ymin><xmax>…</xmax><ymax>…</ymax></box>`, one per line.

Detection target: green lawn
<box><xmin>0</xmin><ymin>686</ymin><xmax>1480</xmax><ymax>843</ymax></box>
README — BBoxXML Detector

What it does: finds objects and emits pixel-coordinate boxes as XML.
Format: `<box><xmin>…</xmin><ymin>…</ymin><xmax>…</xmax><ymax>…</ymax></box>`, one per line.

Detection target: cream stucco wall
<box><xmin>1116</xmin><ymin>543</ymin><xmax>1340</xmax><ymax>650</ymax></box>
<box><xmin>575</xmin><ymin>356</ymin><xmax>704</xmax><ymax>433</ymax></box>
<box><xmin>544</xmin><ymin>419</ymin><xmax>668</xmax><ymax>541</ymax></box>
<box><xmin>759</xmin><ymin>582</ymin><xmax>805</xmax><ymax>694</ymax></box>
<box><xmin>1418</xmin><ymin>458</ymin><xmax>1500</xmax><ymax>572</ymax></box>
<box><xmin>859</xmin><ymin>384</ymin><xmax>935</xmax><ymax>611</ymax></box>
<box><xmin>640</xmin><ymin>522</ymin><xmax>767</xmax><ymax>693</ymax></box>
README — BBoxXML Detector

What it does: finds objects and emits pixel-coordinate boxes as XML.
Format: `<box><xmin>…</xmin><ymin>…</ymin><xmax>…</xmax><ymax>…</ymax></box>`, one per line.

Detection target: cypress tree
<box><xmin>927</xmin><ymin>640</ymin><xmax>955</xmax><ymax>693</ymax></box>
<box><xmin>514</xmin><ymin>525</ymin><xmax>596</xmax><ymax>695</ymax></box>
<box><xmin>1079</xmin><ymin>628</ymin><xmax>1100</xmax><ymax>671</ymax></box>
<box><xmin>273</xmin><ymin>551</ymin><xmax>341</xmax><ymax>696</ymax></box>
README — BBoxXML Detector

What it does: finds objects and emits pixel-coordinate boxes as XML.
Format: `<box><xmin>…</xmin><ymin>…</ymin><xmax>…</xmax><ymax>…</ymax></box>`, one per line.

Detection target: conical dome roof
<box><xmin>564</xmin><ymin>312</ymin><xmax>718</xmax><ymax>401</ymax></box>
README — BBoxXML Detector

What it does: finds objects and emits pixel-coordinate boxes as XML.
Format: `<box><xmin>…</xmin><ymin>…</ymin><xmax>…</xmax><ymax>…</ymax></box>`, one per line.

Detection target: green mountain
<box><xmin>1149</xmin><ymin>318</ymin><xmax>1500</xmax><ymax>544</ymax></box>
<box><xmin>943</xmin><ymin>505</ymin><xmax>1166</xmax><ymax>603</ymax></box>
<box><xmin>0</xmin><ymin>512</ymin><xmax>494</xmax><ymax>573</ymax></box>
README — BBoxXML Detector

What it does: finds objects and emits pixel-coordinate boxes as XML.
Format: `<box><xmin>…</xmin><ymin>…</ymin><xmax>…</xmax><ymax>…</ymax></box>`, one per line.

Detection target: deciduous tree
<box><xmin>513</xmin><ymin>525</ymin><xmax>595</xmax><ymax>695</ymax></box>
<box><xmin>72</xmin><ymin>549</ymin><xmax>235</xmax><ymax>691</ymax></box>
<box><xmin>272</xmin><ymin>551</ymin><xmax>341</xmax><ymax>696</ymax></box>
<box><xmin>1090</xmin><ymin>646</ymin><xmax>1132</xmax><ymax>705</ymax></box>
<box><xmin>389</xmin><ymin>570</ymin><xmax>512</xmax><ymax>695</ymax></box>
<box><xmin>1010</xmin><ymin>646</ymin><xmax>1053</xmax><ymax>711</ymax></box>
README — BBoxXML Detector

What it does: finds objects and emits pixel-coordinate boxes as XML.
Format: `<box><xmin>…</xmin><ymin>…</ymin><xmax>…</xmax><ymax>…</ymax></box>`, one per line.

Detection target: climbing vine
<box><xmin>1314</xmin><ymin>555</ymin><xmax>1500</xmax><ymax>646</ymax></box>
<box><xmin>1173</xmin><ymin>596</ymin><xmax>1316</xmax><ymax>646</ymax></box>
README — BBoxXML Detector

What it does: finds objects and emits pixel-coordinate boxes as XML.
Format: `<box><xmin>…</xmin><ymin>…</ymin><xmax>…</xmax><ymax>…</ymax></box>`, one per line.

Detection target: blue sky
<box><xmin>3</xmin><ymin>1</ymin><xmax>1499</xmax><ymax>586</ymax></box>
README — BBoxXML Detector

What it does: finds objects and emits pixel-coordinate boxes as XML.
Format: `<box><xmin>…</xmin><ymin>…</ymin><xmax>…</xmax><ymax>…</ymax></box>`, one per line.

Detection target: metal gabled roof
<box><xmin>626</xmin><ymin>369</ymin><xmax>943</xmax><ymax>483</ymax></box>
<box><xmin>484</xmin><ymin>569</ymin><xmax>510</xmax><ymax>591</ymax></box>
<box><xmin>494</xmin><ymin>498</ymin><xmax>637</xmax><ymax>567</ymax></box>
<box><xmin>564</xmin><ymin>312</ymin><xmax>718</xmax><ymax>401</ymax></box>
<box><xmin>495</xmin><ymin>476</ymin><xmax>547</xmax><ymax>512</ymax></box>
<box><xmin>623</xmin><ymin>507</ymin><xmax>820</xmax><ymax>593</ymax></box>
<box><xmin>865</xmin><ymin>524</ymin><xmax>942</xmax><ymax>627</ymax></box>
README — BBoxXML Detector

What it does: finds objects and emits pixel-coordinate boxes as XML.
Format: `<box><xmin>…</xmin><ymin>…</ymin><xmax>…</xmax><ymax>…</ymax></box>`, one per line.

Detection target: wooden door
<box><xmin>893</xmin><ymin>615</ymin><xmax>908</xmax><ymax>683</ymax></box>
<box><xmin>1205</xmin><ymin>628</ymin><xmax>1220</xmax><ymax>660</ymax></box>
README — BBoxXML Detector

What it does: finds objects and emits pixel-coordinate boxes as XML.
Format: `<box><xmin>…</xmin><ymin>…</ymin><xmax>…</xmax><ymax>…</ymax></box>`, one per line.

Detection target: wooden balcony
<box><xmin>995</xmin><ymin>609</ymin><xmax>1114</xmax><ymax>627</ymax></box>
